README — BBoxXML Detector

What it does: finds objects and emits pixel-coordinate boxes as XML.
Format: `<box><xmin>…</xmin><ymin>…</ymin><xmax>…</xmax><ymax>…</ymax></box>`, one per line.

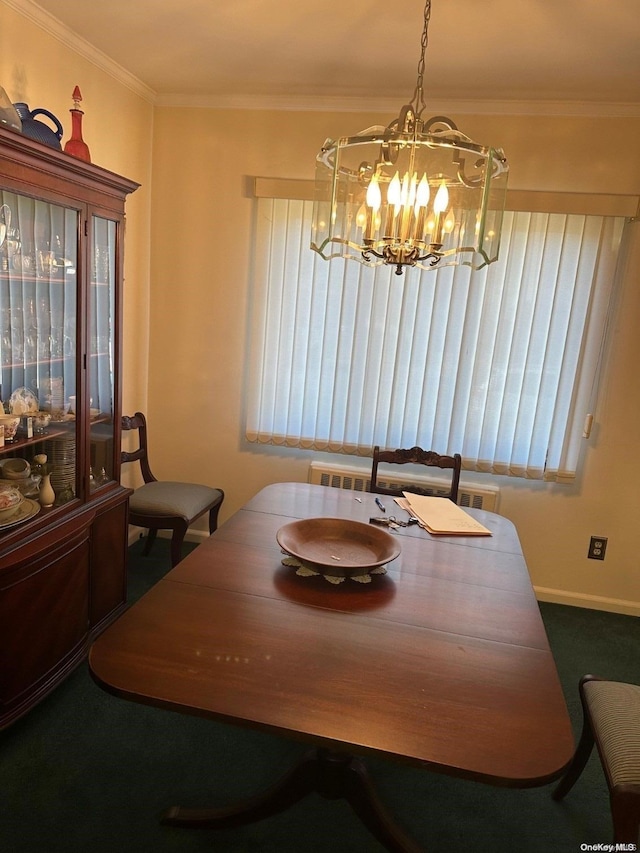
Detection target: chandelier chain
<box><xmin>410</xmin><ymin>0</ymin><xmax>431</xmax><ymax>119</ymax></box>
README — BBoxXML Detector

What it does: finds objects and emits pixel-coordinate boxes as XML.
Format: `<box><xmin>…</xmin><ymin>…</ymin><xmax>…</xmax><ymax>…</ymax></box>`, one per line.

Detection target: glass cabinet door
<box><xmin>0</xmin><ymin>190</ymin><xmax>79</xmax><ymax>510</ymax></box>
<box><xmin>88</xmin><ymin>215</ymin><xmax>117</xmax><ymax>491</ymax></box>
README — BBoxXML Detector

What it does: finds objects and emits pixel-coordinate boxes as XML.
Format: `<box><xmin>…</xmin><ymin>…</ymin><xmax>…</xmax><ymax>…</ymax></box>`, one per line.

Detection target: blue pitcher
<box><xmin>13</xmin><ymin>102</ymin><xmax>63</xmax><ymax>149</ymax></box>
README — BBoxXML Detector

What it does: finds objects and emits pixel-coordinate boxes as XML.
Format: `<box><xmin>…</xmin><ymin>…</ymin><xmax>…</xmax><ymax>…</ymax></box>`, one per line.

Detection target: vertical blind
<box><xmin>246</xmin><ymin>198</ymin><xmax>626</xmax><ymax>482</ymax></box>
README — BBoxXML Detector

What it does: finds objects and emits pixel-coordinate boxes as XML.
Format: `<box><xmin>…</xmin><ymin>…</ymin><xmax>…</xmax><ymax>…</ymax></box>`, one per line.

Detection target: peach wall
<box><xmin>150</xmin><ymin>107</ymin><xmax>640</xmax><ymax>613</ymax></box>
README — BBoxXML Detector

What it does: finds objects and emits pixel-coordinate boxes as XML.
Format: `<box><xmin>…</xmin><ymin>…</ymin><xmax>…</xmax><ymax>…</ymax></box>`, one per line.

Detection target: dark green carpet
<box><xmin>1</xmin><ymin>537</ymin><xmax>638</xmax><ymax>852</ymax></box>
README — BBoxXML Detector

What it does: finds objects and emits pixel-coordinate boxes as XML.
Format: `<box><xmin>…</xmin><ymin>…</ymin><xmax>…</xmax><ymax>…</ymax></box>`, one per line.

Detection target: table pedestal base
<box><xmin>161</xmin><ymin>747</ymin><xmax>422</xmax><ymax>853</ymax></box>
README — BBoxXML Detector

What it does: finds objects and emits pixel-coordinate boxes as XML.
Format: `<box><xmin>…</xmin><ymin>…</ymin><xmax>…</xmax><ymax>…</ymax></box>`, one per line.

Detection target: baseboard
<box><xmin>535</xmin><ymin>586</ymin><xmax>640</xmax><ymax>616</ymax></box>
<box><xmin>128</xmin><ymin>526</ymin><xmax>144</xmax><ymax>546</ymax></box>
<box><xmin>180</xmin><ymin>529</ymin><xmax>209</xmax><ymax>543</ymax></box>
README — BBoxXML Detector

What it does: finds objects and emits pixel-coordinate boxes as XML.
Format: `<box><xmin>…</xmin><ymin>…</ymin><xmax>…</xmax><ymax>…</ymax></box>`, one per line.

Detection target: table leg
<box><xmin>160</xmin><ymin>747</ymin><xmax>422</xmax><ymax>853</ymax></box>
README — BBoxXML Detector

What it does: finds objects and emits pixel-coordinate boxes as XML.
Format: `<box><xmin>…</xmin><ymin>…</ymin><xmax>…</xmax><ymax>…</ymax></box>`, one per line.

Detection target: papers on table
<box><xmin>397</xmin><ymin>493</ymin><xmax>492</xmax><ymax>536</ymax></box>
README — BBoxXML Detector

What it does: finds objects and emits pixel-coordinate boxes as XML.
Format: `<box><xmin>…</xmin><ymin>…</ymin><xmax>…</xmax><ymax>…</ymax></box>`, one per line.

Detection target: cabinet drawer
<box><xmin>0</xmin><ymin>516</ymin><xmax>92</xmax><ymax>714</ymax></box>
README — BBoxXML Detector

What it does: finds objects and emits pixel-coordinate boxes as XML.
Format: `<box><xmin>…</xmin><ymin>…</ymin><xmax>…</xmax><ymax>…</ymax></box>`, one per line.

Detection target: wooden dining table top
<box><xmin>89</xmin><ymin>482</ymin><xmax>574</xmax><ymax>788</ymax></box>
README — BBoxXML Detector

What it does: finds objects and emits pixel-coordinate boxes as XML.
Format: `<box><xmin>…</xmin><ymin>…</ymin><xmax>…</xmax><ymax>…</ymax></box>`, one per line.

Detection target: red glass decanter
<box><xmin>63</xmin><ymin>86</ymin><xmax>91</xmax><ymax>163</ymax></box>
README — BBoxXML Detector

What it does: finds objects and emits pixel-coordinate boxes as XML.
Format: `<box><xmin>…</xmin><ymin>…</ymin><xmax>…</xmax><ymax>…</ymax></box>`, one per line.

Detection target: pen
<box><xmin>375</xmin><ymin>497</ymin><xmax>386</xmax><ymax>512</ymax></box>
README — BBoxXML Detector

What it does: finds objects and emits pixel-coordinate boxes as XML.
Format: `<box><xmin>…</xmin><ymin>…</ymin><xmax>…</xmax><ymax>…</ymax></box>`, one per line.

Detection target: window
<box><xmin>246</xmin><ymin>194</ymin><xmax>627</xmax><ymax>482</ymax></box>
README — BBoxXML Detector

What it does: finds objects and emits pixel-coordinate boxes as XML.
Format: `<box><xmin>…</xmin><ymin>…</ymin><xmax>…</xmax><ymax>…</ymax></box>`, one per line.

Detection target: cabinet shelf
<box><xmin>0</xmin><ymin>425</ymin><xmax>70</xmax><ymax>456</ymax></box>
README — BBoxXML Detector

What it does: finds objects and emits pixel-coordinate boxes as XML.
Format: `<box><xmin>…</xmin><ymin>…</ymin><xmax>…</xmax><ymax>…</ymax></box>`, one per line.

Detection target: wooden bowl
<box><xmin>276</xmin><ymin>517</ymin><xmax>400</xmax><ymax>577</ymax></box>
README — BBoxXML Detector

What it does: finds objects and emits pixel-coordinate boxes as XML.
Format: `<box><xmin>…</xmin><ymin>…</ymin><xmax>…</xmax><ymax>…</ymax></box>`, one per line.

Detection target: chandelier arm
<box><xmin>362</xmin><ymin>244</ymin><xmax>442</xmax><ymax>275</ymax></box>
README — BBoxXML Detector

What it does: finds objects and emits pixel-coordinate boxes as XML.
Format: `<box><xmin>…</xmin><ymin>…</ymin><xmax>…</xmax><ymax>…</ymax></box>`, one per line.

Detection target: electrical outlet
<box><xmin>588</xmin><ymin>536</ymin><xmax>608</xmax><ymax>560</ymax></box>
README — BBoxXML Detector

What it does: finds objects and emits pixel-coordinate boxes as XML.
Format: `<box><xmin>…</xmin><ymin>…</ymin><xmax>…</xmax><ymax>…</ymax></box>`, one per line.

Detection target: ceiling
<box><xmin>21</xmin><ymin>0</ymin><xmax>640</xmax><ymax>112</ymax></box>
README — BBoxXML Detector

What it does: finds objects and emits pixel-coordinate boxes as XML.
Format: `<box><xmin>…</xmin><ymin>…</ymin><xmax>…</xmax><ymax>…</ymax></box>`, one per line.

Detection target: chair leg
<box><xmin>170</xmin><ymin>522</ymin><xmax>189</xmax><ymax>568</ymax></box>
<box><xmin>611</xmin><ymin>791</ymin><xmax>640</xmax><ymax>844</ymax></box>
<box><xmin>552</xmin><ymin>716</ymin><xmax>595</xmax><ymax>801</ymax></box>
<box><xmin>208</xmin><ymin>494</ymin><xmax>224</xmax><ymax>535</ymax></box>
<box><xmin>142</xmin><ymin>528</ymin><xmax>158</xmax><ymax>557</ymax></box>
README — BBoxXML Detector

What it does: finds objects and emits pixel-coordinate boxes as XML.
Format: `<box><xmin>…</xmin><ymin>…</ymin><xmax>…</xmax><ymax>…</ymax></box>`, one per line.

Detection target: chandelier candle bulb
<box><xmin>364</xmin><ymin>176</ymin><xmax>381</xmax><ymax>241</ymax></box>
<box><xmin>444</xmin><ymin>210</ymin><xmax>455</xmax><ymax>235</ymax></box>
<box><xmin>384</xmin><ymin>173</ymin><xmax>402</xmax><ymax>238</ymax></box>
<box><xmin>431</xmin><ymin>180</ymin><xmax>449</xmax><ymax>246</ymax></box>
<box><xmin>413</xmin><ymin>175</ymin><xmax>430</xmax><ymax>241</ymax></box>
<box><xmin>399</xmin><ymin>173</ymin><xmax>414</xmax><ymax>243</ymax></box>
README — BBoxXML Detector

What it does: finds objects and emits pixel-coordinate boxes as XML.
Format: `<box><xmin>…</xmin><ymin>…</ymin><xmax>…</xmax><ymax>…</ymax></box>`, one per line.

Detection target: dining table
<box><xmin>89</xmin><ymin>481</ymin><xmax>574</xmax><ymax>852</ymax></box>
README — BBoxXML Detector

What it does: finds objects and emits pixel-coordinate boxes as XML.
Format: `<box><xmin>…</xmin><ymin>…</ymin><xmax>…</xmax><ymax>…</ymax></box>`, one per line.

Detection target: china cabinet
<box><xmin>0</xmin><ymin>125</ymin><xmax>138</xmax><ymax>728</ymax></box>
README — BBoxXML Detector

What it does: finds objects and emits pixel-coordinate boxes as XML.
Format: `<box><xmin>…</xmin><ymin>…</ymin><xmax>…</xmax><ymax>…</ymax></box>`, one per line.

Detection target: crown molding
<box><xmin>4</xmin><ymin>0</ymin><xmax>157</xmax><ymax>103</ymax></box>
<box><xmin>155</xmin><ymin>92</ymin><xmax>640</xmax><ymax>119</ymax></box>
<box><xmin>6</xmin><ymin>1</ymin><xmax>638</xmax><ymax>119</ymax></box>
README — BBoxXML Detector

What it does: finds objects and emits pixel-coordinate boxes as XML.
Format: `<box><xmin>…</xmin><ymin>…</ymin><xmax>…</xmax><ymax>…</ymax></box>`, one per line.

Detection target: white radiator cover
<box><xmin>308</xmin><ymin>462</ymin><xmax>500</xmax><ymax>512</ymax></box>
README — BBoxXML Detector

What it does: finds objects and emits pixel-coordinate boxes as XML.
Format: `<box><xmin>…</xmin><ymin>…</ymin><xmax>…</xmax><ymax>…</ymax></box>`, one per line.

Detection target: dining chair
<box><xmin>369</xmin><ymin>445</ymin><xmax>461</xmax><ymax>503</ymax></box>
<box><xmin>552</xmin><ymin>674</ymin><xmax>640</xmax><ymax>843</ymax></box>
<box><xmin>121</xmin><ymin>412</ymin><xmax>225</xmax><ymax>567</ymax></box>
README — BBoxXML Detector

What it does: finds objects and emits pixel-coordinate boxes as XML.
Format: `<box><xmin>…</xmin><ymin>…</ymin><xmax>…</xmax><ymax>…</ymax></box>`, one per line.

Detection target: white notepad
<box><xmin>399</xmin><ymin>493</ymin><xmax>492</xmax><ymax>536</ymax></box>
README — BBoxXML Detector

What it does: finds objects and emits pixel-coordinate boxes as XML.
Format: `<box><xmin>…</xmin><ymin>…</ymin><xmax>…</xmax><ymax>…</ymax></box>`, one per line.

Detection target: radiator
<box><xmin>308</xmin><ymin>461</ymin><xmax>500</xmax><ymax>512</ymax></box>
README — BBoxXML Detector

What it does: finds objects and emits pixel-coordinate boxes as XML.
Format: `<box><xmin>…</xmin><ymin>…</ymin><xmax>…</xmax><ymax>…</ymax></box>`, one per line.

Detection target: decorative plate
<box><xmin>276</xmin><ymin>517</ymin><xmax>401</xmax><ymax>578</ymax></box>
<box><xmin>0</xmin><ymin>497</ymin><xmax>40</xmax><ymax>530</ymax></box>
<box><xmin>9</xmin><ymin>387</ymin><xmax>39</xmax><ymax>414</ymax></box>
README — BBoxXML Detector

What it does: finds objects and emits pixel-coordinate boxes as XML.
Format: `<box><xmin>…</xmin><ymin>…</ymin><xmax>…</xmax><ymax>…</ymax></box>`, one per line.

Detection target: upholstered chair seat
<box><xmin>129</xmin><ymin>481</ymin><xmax>223</xmax><ymax>521</ymax></box>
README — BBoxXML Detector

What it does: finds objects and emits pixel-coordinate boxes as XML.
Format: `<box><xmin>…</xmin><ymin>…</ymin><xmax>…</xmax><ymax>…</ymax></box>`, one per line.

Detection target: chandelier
<box><xmin>311</xmin><ymin>0</ymin><xmax>509</xmax><ymax>275</ymax></box>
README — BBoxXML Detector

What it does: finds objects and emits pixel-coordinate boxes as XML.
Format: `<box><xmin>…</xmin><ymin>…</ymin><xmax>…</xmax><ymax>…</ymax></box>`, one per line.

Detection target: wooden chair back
<box><xmin>121</xmin><ymin>412</ymin><xmax>156</xmax><ymax>483</ymax></box>
<box><xmin>370</xmin><ymin>445</ymin><xmax>461</xmax><ymax>503</ymax></box>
